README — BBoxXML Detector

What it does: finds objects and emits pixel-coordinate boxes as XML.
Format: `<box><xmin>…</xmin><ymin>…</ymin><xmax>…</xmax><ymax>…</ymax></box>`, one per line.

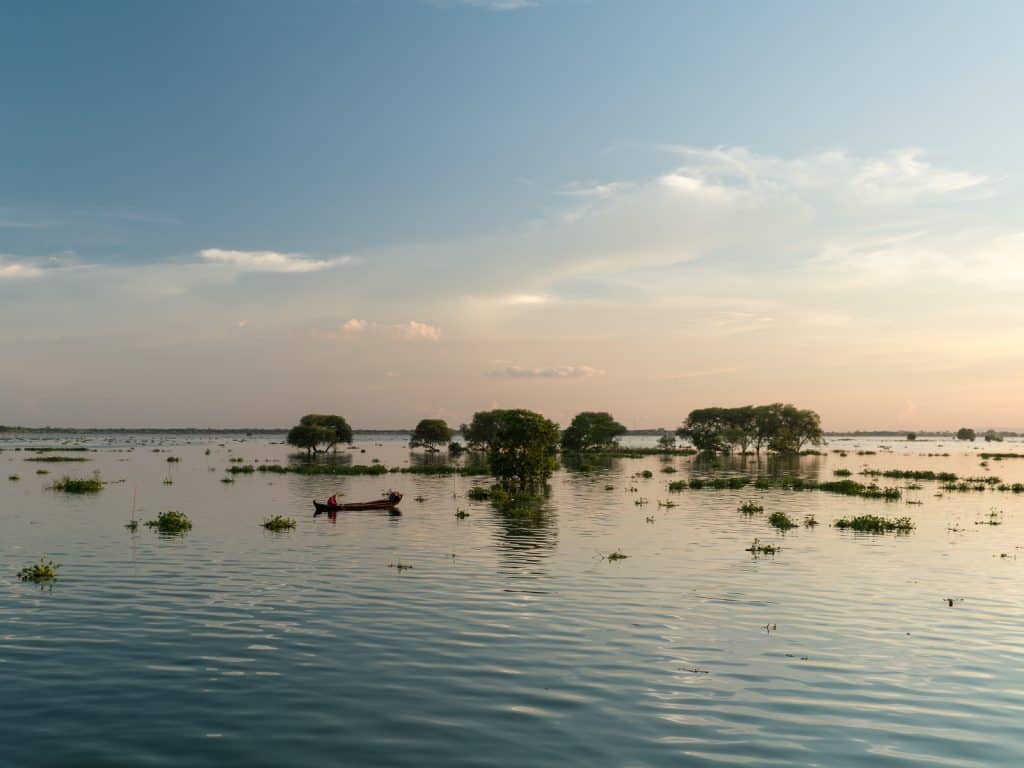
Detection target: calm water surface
<box><xmin>2</xmin><ymin>433</ymin><xmax>1023</xmax><ymax>766</ymax></box>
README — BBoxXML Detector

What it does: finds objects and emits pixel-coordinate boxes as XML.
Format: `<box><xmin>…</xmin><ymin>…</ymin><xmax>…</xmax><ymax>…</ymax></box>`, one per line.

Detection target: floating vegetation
<box><xmin>639</xmin><ymin>470</ymin><xmax>653</xmax><ymax>479</ymax></box>
<box><xmin>166</xmin><ymin>456</ymin><xmax>180</xmax><ymax>463</ymax></box>
<box><xmin>454</xmin><ymin>509</ymin><xmax>469</xmax><ymax>519</ymax></box>
<box><xmin>388</xmin><ymin>562</ymin><xmax>413</xmax><ymax>571</ymax></box>
<box><xmin>803</xmin><ymin>514</ymin><xmax>818</xmax><ymax>527</ymax></box>
<box><xmin>125</xmin><ymin>520</ymin><xmax>138</xmax><ymax>531</ymax></box>
<box><xmin>145</xmin><ymin>510</ymin><xmax>192</xmax><ymax>534</ymax></box>
<box><xmin>668</xmin><ymin>481</ymin><xmax>686</xmax><ymax>492</ymax></box>
<box><xmin>466</xmin><ymin>486</ymin><xmax>491</xmax><ymax>501</ymax></box>
<box><xmin>657</xmin><ymin>499</ymin><xmax>677</xmax><ymax>508</ymax></box>
<box><xmin>634</xmin><ymin>497</ymin><xmax>649</xmax><ymax>506</ymax></box>
<box><xmin>834</xmin><ymin>515</ymin><xmax>914</xmax><ymax>533</ymax></box>
<box><xmin>661</xmin><ymin>466</ymin><xmax>677</xmax><ymax>473</ymax></box>
<box><xmin>17</xmin><ymin>558</ymin><xmax>60</xmax><ymax>584</ymax></box>
<box><xmin>162</xmin><ymin>477</ymin><xmax>174</xmax><ymax>485</ymax></box>
<box><xmin>768</xmin><ymin>512</ymin><xmax>796</xmax><ymax>531</ymax></box>
<box><xmin>25</xmin><ymin>456</ymin><xmax>89</xmax><ymax>462</ymax></box>
<box><xmin>414</xmin><ymin>495</ymin><xmax>426</xmax><ymax>503</ymax></box>
<box><xmin>645</xmin><ymin>516</ymin><xmax>655</xmax><ymax>523</ymax></box>
<box><xmin>975</xmin><ymin>508</ymin><xmax>1003</xmax><ymax>526</ymax></box>
<box><xmin>49</xmin><ymin>474</ymin><xmax>103</xmax><ymax>493</ymax></box>
<box><xmin>604</xmin><ymin>484</ymin><xmax>615</xmax><ymax>491</ymax></box>
<box><xmin>220</xmin><ymin>476</ymin><xmax>235</xmax><ymax>484</ymax></box>
<box><xmin>8</xmin><ymin>474</ymin><xmax>19</xmax><ymax>481</ymax></box>
<box><xmin>979</xmin><ymin>452</ymin><xmax>1024</xmax><ymax>459</ymax></box>
<box><xmin>262</xmin><ymin>515</ymin><xmax>296</xmax><ymax>531</ymax></box>
<box><xmin>604</xmin><ymin>550</ymin><xmax>629</xmax><ymax>562</ymax></box>
<box><xmin>35</xmin><ymin>469</ymin><xmax>49</xmax><ymax>475</ymax></box>
<box><xmin>833</xmin><ymin>469</ymin><xmax>852</xmax><ymax>477</ymax></box>
<box><xmin>226</xmin><ymin>464</ymin><xmax>255</xmax><ymax>474</ymax></box>
<box><xmin>746</xmin><ymin>538</ymin><xmax>779</xmax><ymax>557</ymax></box>
<box><xmin>738</xmin><ymin>501</ymin><xmax>764</xmax><ymax>515</ymax></box>
<box><xmin>602</xmin><ymin>447</ymin><xmax>697</xmax><ymax>458</ymax></box>
<box><xmin>817</xmin><ymin>480</ymin><xmax>901</xmax><ymax>500</ymax></box>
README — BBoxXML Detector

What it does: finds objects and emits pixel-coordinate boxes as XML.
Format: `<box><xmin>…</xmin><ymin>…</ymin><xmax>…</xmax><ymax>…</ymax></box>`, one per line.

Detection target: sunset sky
<box><xmin>3</xmin><ymin>1</ymin><xmax>1023</xmax><ymax>429</ymax></box>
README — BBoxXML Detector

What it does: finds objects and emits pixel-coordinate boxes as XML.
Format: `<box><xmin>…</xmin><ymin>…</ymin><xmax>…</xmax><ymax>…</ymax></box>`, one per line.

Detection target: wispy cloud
<box><xmin>199</xmin><ymin>248</ymin><xmax>353</xmax><ymax>273</ymax></box>
<box><xmin>487</xmin><ymin>363</ymin><xmax>604</xmax><ymax>379</ymax></box>
<box><xmin>0</xmin><ymin>260</ymin><xmax>44</xmax><ymax>279</ymax></box>
<box><xmin>434</xmin><ymin>0</ymin><xmax>538</xmax><ymax>10</ymax></box>
<box><xmin>315</xmin><ymin>319</ymin><xmax>442</xmax><ymax>342</ymax></box>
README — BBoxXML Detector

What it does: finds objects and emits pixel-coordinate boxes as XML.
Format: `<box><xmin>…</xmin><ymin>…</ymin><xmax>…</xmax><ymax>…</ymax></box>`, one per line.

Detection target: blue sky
<box><xmin>3</xmin><ymin>1</ymin><xmax>1024</xmax><ymax>428</ymax></box>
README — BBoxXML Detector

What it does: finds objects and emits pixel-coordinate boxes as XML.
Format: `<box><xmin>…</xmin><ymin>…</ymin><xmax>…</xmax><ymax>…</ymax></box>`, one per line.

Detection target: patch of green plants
<box><xmin>745</xmin><ymin>538</ymin><xmax>779</xmax><ymax>556</ymax></box>
<box><xmin>768</xmin><ymin>511</ymin><xmax>796</xmax><ymax>531</ymax></box>
<box><xmin>467</xmin><ymin>486</ymin><xmax>491</xmax><ymax>501</ymax></box>
<box><xmin>166</xmin><ymin>456</ymin><xmax>181</xmax><ymax>463</ymax></box>
<box><xmin>17</xmin><ymin>557</ymin><xmax>60</xmax><ymax>584</ymax></box>
<box><xmin>145</xmin><ymin>510</ymin><xmax>193</xmax><ymax>534</ymax></box>
<box><xmin>388</xmin><ymin>562</ymin><xmax>413</xmax><ymax>571</ymax></box>
<box><xmin>639</xmin><ymin>470</ymin><xmax>653</xmax><ymax>479</ymax></box>
<box><xmin>833</xmin><ymin>515</ymin><xmax>914</xmax><ymax>533</ymax></box>
<box><xmin>668</xmin><ymin>481</ymin><xmax>686</xmax><ymax>492</ymax></box>
<box><xmin>49</xmin><ymin>474</ymin><xmax>103</xmax><ymax>493</ymax></box>
<box><xmin>738</xmin><ymin>500</ymin><xmax>764</xmax><ymax>515</ymax></box>
<box><xmin>35</xmin><ymin>469</ymin><xmax>49</xmax><ymax>475</ymax></box>
<box><xmin>262</xmin><ymin>515</ymin><xmax>296</xmax><ymax>531</ymax></box>
<box><xmin>454</xmin><ymin>508</ymin><xmax>469</xmax><ymax>519</ymax></box>
<box><xmin>803</xmin><ymin>514</ymin><xmax>818</xmax><ymax>527</ymax></box>
<box><xmin>226</xmin><ymin>464</ymin><xmax>255</xmax><ymax>474</ymax></box>
<box><xmin>220</xmin><ymin>476</ymin><xmax>235</xmax><ymax>484</ymax></box>
<box><xmin>661</xmin><ymin>465</ymin><xmax>677</xmax><ymax>473</ymax></box>
<box><xmin>8</xmin><ymin>474</ymin><xmax>19</xmax><ymax>481</ymax></box>
<box><xmin>833</xmin><ymin>468</ymin><xmax>852</xmax><ymax>477</ymax></box>
<box><xmin>25</xmin><ymin>456</ymin><xmax>89</xmax><ymax>462</ymax></box>
<box><xmin>604</xmin><ymin>549</ymin><xmax>629</xmax><ymax>562</ymax></box>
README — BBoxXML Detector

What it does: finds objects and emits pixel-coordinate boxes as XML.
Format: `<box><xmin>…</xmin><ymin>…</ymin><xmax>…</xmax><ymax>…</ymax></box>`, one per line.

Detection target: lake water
<box><xmin>2</xmin><ymin>432</ymin><xmax>1023</xmax><ymax>767</ymax></box>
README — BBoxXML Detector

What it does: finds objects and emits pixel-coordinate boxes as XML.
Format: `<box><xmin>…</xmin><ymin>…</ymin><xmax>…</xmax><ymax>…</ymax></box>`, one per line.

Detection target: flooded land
<box><xmin>2</xmin><ymin>432</ymin><xmax>1022</xmax><ymax>767</ymax></box>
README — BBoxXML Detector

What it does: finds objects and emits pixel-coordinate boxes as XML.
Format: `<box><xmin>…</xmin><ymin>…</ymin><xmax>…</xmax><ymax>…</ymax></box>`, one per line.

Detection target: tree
<box><xmin>722</xmin><ymin>405</ymin><xmax>757</xmax><ymax>454</ymax></box>
<box><xmin>907</xmin><ymin>432</ymin><xmax>917</xmax><ymax>441</ymax></box>
<box><xmin>768</xmin><ymin>405</ymin><xmax>823</xmax><ymax>453</ymax></box>
<box><xmin>410</xmin><ymin>418</ymin><xmax>453</xmax><ymax>451</ymax></box>
<box><xmin>984</xmin><ymin>430</ymin><xmax>1004</xmax><ymax>442</ymax></box>
<box><xmin>488</xmin><ymin>409</ymin><xmax>560</xmax><ymax>490</ymax></box>
<box><xmin>288</xmin><ymin>414</ymin><xmax>353</xmax><ymax>454</ymax></box>
<box><xmin>753</xmin><ymin>404</ymin><xmax>785</xmax><ymax>454</ymax></box>
<box><xmin>560</xmin><ymin>411</ymin><xmax>627</xmax><ymax>452</ymax></box>
<box><xmin>676</xmin><ymin>407</ymin><xmax>729</xmax><ymax>452</ymax></box>
<box><xmin>656</xmin><ymin>432</ymin><xmax>677</xmax><ymax>451</ymax></box>
<box><xmin>956</xmin><ymin>427</ymin><xmax>976</xmax><ymax>441</ymax></box>
<box><xmin>462</xmin><ymin>410</ymin><xmax>507</xmax><ymax>450</ymax></box>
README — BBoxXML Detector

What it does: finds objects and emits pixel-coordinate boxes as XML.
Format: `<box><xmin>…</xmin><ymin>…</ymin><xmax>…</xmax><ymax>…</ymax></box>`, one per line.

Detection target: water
<box><xmin>2</xmin><ymin>433</ymin><xmax>1023</xmax><ymax>766</ymax></box>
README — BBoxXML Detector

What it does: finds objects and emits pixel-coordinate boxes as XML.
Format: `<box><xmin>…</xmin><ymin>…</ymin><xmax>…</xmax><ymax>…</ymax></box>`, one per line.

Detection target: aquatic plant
<box><xmin>668</xmin><ymin>481</ymin><xmax>686</xmax><ymax>492</ymax></box>
<box><xmin>640</xmin><ymin>470</ymin><xmax>653</xmax><ymax>479</ymax></box>
<box><xmin>17</xmin><ymin>558</ymin><xmax>60</xmax><ymax>584</ymax></box>
<box><xmin>604</xmin><ymin>484</ymin><xmax>615</xmax><ymax>491</ymax></box>
<box><xmin>833</xmin><ymin>468</ymin><xmax>852</xmax><ymax>477</ymax></box>
<box><xmin>125</xmin><ymin>520</ymin><xmax>138</xmax><ymax>531</ymax></box>
<box><xmin>414</xmin><ymin>495</ymin><xmax>426</xmax><ymax>503</ymax></box>
<box><xmin>25</xmin><ymin>456</ymin><xmax>89</xmax><ymax>462</ymax></box>
<box><xmin>604</xmin><ymin>550</ymin><xmax>628</xmax><ymax>562</ymax></box>
<box><xmin>35</xmin><ymin>469</ymin><xmax>49</xmax><ymax>475</ymax></box>
<box><xmin>166</xmin><ymin>456</ymin><xmax>180</xmax><ymax>463</ymax></box>
<box><xmin>8</xmin><ymin>474</ymin><xmax>19</xmax><ymax>481</ymax></box>
<box><xmin>145</xmin><ymin>510</ymin><xmax>193</xmax><ymax>534</ymax></box>
<box><xmin>833</xmin><ymin>515</ymin><xmax>914</xmax><ymax>533</ymax></box>
<box><xmin>226</xmin><ymin>464</ymin><xmax>255</xmax><ymax>474</ymax></box>
<box><xmin>661</xmin><ymin>465</ymin><xmax>677</xmax><ymax>473</ymax></box>
<box><xmin>746</xmin><ymin>538</ymin><xmax>779</xmax><ymax>556</ymax></box>
<box><xmin>387</xmin><ymin>562</ymin><xmax>413</xmax><ymax>571</ymax></box>
<box><xmin>657</xmin><ymin>499</ymin><xmax>677</xmax><ymax>508</ymax></box>
<box><xmin>262</xmin><ymin>515</ymin><xmax>296</xmax><ymax>531</ymax></box>
<box><xmin>220</xmin><ymin>476</ymin><xmax>235</xmax><ymax>484</ymax></box>
<box><xmin>768</xmin><ymin>511</ymin><xmax>796</xmax><ymax>531</ymax></box>
<box><xmin>738</xmin><ymin>501</ymin><xmax>764</xmax><ymax>515</ymax></box>
<box><xmin>803</xmin><ymin>514</ymin><xmax>818</xmax><ymax>527</ymax></box>
<box><xmin>454</xmin><ymin>508</ymin><xmax>469</xmax><ymax>519</ymax></box>
<box><xmin>467</xmin><ymin>486</ymin><xmax>491</xmax><ymax>501</ymax></box>
<box><xmin>49</xmin><ymin>474</ymin><xmax>103</xmax><ymax>493</ymax></box>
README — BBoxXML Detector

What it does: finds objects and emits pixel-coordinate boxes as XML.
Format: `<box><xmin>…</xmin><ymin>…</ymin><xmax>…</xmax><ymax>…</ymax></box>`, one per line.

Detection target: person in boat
<box><xmin>388</xmin><ymin>491</ymin><xmax>401</xmax><ymax>504</ymax></box>
<box><xmin>327</xmin><ymin>494</ymin><xmax>338</xmax><ymax>507</ymax></box>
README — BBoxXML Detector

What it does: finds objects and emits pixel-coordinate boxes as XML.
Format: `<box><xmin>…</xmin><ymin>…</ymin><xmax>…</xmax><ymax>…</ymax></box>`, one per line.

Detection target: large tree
<box><xmin>287</xmin><ymin>414</ymin><xmax>353</xmax><ymax>454</ymax></box>
<box><xmin>462</xmin><ymin>410</ymin><xmax>508</xmax><ymax>451</ymax></box>
<box><xmin>488</xmin><ymin>409</ymin><xmax>560</xmax><ymax>490</ymax></box>
<box><xmin>956</xmin><ymin>427</ymin><xmax>976</xmax><ymax>441</ymax></box>
<box><xmin>676</xmin><ymin>407</ymin><xmax>730</xmax><ymax>452</ymax></box>
<box><xmin>560</xmin><ymin>411</ymin><xmax>627</xmax><ymax>452</ymax></box>
<box><xmin>410</xmin><ymin>418</ymin><xmax>454</xmax><ymax>451</ymax></box>
<box><xmin>768</xmin><ymin>405</ymin><xmax>823</xmax><ymax>453</ymax></box>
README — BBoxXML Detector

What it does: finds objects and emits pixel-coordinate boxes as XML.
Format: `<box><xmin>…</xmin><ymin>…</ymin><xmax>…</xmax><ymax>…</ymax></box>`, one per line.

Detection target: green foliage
<box><xmin>746</xmin><ymin>538</ymin><xmax>779</xmax><ymax>556</ymax></box>
<box><xmin>834</xmin><ymin>515</ymin><xmax>914</xmax><ymax>533</ymax></box>
<box><xmin>676</xmin><ymin>403</ymin><xmax>823</xmax><ymax>454</ymax></box>
<box><xmin>287</xmin><ymin>414</ymin><xmax>354</xmax><ymax>454</ymax></box>
<box><xmin>262</xmin><ymin>515</ymin><xmax>296</xmax><ymax>531</ymax></box>
<box><xmin>604</xmin><ymin>550</ymin><xmax>629</xmax><ymax>562</ymax></box>
<box><xmin>462</xmin><ymin>410</ymin><xmax>507</xmax><ymax>451</ymax></box>
<box><xmin>906</xmin><ymin>432</ymin><xmax>917</xmax><ymax>441</ymax></box>
<box><xmin>956</xmin><ymin>427</ymin><xmax>976</xmax><ymax>441</ymax></box>
<box><xmin>738</xmin><ymin>501</ymin><xmax>764</xmax><ymax>514</ymax></box>
<box><xmin>145</xmin><ymin>510</ymin><xmax>193</xmax><ymax>534</ymax></box>
<box><xmin>18</xmin><ymin>558</ymin><xmax>60</xmax><ymax>583</ymax></box>
<box><xmin>656</xmin><ymin>432</ymin><xmax>677</xmax><ymax>451</ymax></box>
<box><xmin>467</xmin><ymin>486</ymin><xmax>491</xmax><ymax>500</ymax></box>
<box><xmin>560</xmin><ymin>411</ymin><xmax>627</xmax><ymax>452</ymax></box>
<box><xmin>984</xmin><ymin>430</ymin><xmax>1004</xmax><ymax>442</ymax></box>
<box><xmin>410</xmin><ymin>419</ymin><xmax>454</xmax><ymax>450</ymax></box>
<box><xmin>49</xmin><ymin>474</ymin><xmax>103</xmax><ymax>493</ymax></box>
<box><xmin>486</xmin><ymin>409</ymin><xmax>560</xmax><ymax>490</ymax></box>
<box><xmin>768</xmin><ymin>511</ymin><xmax>796</xmax><ymax>530</ymax></box>
<box><xmin>8</xmin><ymin>474</ymin><xmax>19</xmax><ymax>481</ymax></box>
<box><xmin>25</xmin><ymin>456</ymin><xmax>89</xmax><ymax>462</ymax></box>
<box><xmin>833</xmin><ymin>468</ymin><xmax>852</xmax><ymax>477</ymax></box>
<box><xmin>226</xmin><ymin>464</ymin><xmax>255</xmax><ymax>474</ymax></box>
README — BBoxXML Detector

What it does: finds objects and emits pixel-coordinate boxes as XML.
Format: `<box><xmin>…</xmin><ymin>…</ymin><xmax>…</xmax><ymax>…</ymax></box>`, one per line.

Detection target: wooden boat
<box><xmin>313</xmin><ymin>492</ymin><xmax>402</xmax><ymax>513</ymax></box>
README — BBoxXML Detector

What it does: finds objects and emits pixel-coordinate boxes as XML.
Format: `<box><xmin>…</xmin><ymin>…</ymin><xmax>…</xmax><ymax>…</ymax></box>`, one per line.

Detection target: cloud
<box><xmin>314</xmin><ymin>319</ymin><xmax>441</xmax><ymax>342</ymax></box>
<box><xmin>0</xmin><ymin>260</ymin><xmax>44</xmax><ymax>279</ymax></box>
<box><xmin>199</xmin><ymin>248</ymin><xmax>353</xmax><ymax>273</ymax></box>
<box><xmin>487</xmin><ymin>364</ymin><xmax>604</xmax><ymax>379</ymax></box>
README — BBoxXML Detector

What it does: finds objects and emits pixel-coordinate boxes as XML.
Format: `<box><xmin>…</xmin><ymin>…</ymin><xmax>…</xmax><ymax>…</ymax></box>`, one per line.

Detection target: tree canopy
<box><xmin>410</xmin><ymin>418</ymin><xmax>453</xmax><ymax>451</ymax></box>
<box><xmin>956</xmin><ymin>427</ymin><xmax>976</xmax><ymax>441</ymax></box>
<box><xmin>485</xmin><ymin>409</ymin><xmax>560</xmax><ymax>490</ymax></box>
<box><xmin>560</xmin><ymin>411</ymin><xmax>627</xmax><ymax>452</ymax></box>
<box><xmin>676</xmin><ymin>404</ymin><xmax>823</xmax><ymax>454</ymax></box>
<box><xmin>461</xmin><ymin>410</ymin><xmax>507</xmax><ymax>450</ymax></box>
<box><xmin>287</xmin><ymin>414</ymin><xmax>353</xmax><ymax>454</ymax></box>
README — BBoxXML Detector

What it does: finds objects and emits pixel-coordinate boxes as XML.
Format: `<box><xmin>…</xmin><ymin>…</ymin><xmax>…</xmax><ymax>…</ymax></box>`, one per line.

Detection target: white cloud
<box><xmin>314</xmin><ymin>319</ymin><xmax>441</xmax><ymax>342</ymax></box>
<box><xmin>395</xmin><ymin>321</ymin><xmax>442</xmax><ymax>342</ymax></box>
<box><xmin>487</xmin><ymin>364</ymin><xmax>604</xmax><ymax>379</ymax></box>
<box><xmin>199</xmin><ymin>248</ymin><xmax>353</xmax><ymax>273</ymax></box>
<box><xmin>0</xmin><ymin>260</ymin><xmax>44</xmax><ymax>279</ymax></box>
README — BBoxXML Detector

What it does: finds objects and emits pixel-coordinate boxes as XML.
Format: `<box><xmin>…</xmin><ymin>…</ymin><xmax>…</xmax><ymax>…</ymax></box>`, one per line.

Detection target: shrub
<box><xmin>145</xmin><ymin>510</ymin><xmax>193</xmax><ymax>534</ymax></box>
<box><xmin>18</xmin><ymin>558</ymin><xmax>60</xmax><ymax>583</ymax></box>
<box><xmin>768</xmin><ymin>511</ymin><xmax>796</xmax><ymax>531</ymax></box>
<box><xmin>834</xmin><ymin>515</ymin><xmax>914</xmax><ymax>533</ymax></box>
<box><xmin>49</xmin><ymin>474</ymin><xmax>103</xmax><ymax>493</ymax></box>
<box><xmin>262</xmin><ymin>515</ymin><xmax>296</xmax><ymax>531</ymax></box>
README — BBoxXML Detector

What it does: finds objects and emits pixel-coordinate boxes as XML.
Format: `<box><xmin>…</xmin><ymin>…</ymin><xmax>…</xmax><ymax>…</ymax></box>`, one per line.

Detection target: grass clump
<box><xmin>746</xmin><ymin>538</ymin><xmax>779</xmax><ymax>557</ymax></box>
<box><xmin>166</xmin><ymin>456</ymin><xmax>181</xmax><ymax>463</ymax></box>
<box><xmin>604</xmin><ymin>549</ymin><xmax>629</xmax><ymax>562</ymax></box>
<box><xmin>834</xmin><ymin>515</ymin><xmax>914</xmax><ymax>533</ymax></box>
<box><xmin>803</xmin><ymin>514</ymin><xmax>818</xmax><ymax>528</ymax></box>
<box><xmin>262</xmin><ymin>515</ymin><xmax>296</xmax><ymax>531</ymax></box>
<box><xmin>226</xmin><ymin>464</ymin><xmax>255</xmax><ymax>474</ymax></box>
<box><xmin>8</xmin><ymin>474</ymin><xmax>19</xmax><ymax>481</ymax></box>
<box><xmin>17</xmin><ymin>557</ymin><xmax>60</xmax><ymax>584</ymax></box>
<box><xmin>49</xmin><ymin>474</ymin><xmax>103</xmax><ymax>493</ymax></box>
<box><xmin>668</xmin><ymin>480</ymin><xmax>686</xmax><ymax>492</ymax></box>
<box><xmin>833</xmin><ymin>468</ymin><xmax>852</xmax><ymax>477</ymax></box>
<box><xmin>25</xmin><ymin>456</ymin><xmax>89</xmax><ymax>463</ymax></box>
<box><xmin>467</xmin><ymin>486</ymin><xmax>491</xmax><ymax>501</ymax></box>
<box><xmin>738</xmin><ymin>500</ymin><xmax>764</xmax><ymax>515</ymax></box>
<box><xmin>145</xmin><ymin>510</ymin><xmax>193</xmax><ymax>534</ymax></box>
<box><xmin>768</xmin><ymin>511</ymin><xmax>796</xmax><ymax>531</ymax></box>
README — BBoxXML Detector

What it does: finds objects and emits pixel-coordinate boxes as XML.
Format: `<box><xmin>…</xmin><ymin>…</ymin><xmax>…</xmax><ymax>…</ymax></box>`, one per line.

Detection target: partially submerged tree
<box><xmin>907</xmin><ymin>432</ymin><xmax>917</xmax><ymax>441</ymax></box>
<box><xmin>287</xmin><ymin>414</ymin><xmax>354</xmax><ymax>455</ymax></box>
<box><xmin>487</xmin><ymin>409</ymin><xmax>560</xmax><ymax>490</ymax></box>
<box><xmin>956</xmin><ymin>427</ymin><xmax>976</xmax><ymax>441</ymax></box>
<box><xmin>984</xmin><ymin>430</ymin><xmax>1004</xmax><ymax>442</ymax></box>
<box><xmin>677</xmin><ymin>403</ymin><xmax>822</xmax><ymax>454</ymax></box>
<box><xmin>656</xmin><ymin>432</ymin><xmax>677</xmax><ymax>451</ymax></box>
<box><xmin>462</xmin><ymin>409</ymin><xmax>508</xmax><ymax>451</ymax></box>
<box><xmin>410</xmin><ymin>418</ymin><xmax>454</xmax><ymax>451</ymax></box>
<box><xmin>560</xmin><ymin>411</ymin><xmax>626</xmax><ymax>452</ymax></box>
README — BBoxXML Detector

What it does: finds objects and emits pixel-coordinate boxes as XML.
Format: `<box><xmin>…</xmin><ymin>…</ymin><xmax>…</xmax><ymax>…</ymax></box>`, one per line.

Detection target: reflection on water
<box><xmin>2</xmin><ymin>432</ymin><xmax>1024</xmax><ymax>766</ymax></box>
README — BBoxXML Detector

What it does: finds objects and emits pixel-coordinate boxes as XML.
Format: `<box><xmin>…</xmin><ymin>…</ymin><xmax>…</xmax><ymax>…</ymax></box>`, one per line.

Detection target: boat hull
<box><xmin>313</xmin><ymin>498</ymin><xmax>401</xmax><ymax>513</ymax></box>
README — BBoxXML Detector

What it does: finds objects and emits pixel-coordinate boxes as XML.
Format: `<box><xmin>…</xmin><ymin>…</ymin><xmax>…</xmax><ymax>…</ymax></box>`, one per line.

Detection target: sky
<box><xmin>3</xmin><ymin>0</ymin><xmax>1024</xmax><ymax>430</ymax></box>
